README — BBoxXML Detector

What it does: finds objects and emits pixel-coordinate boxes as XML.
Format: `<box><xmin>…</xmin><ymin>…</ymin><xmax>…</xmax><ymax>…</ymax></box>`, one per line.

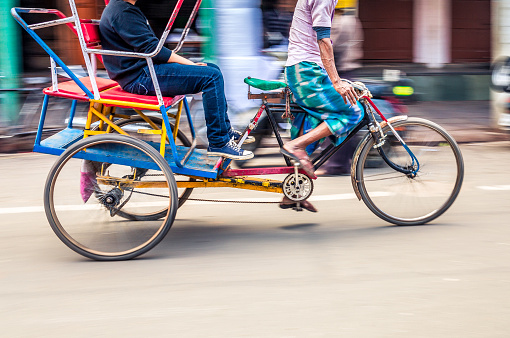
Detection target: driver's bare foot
<box><xmin>281</xmin><ymin>145</ymin><xmax>317</xmax><ymax>179</ymax></box>
<box><xmin>279</xmin><ymin>196</ymin><xmax>318</xmax><ymax>212</ymax></box>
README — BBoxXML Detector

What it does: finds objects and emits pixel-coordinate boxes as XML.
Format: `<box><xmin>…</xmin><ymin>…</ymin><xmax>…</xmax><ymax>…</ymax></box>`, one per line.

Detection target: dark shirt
<box><xmin>99</xmin><ymin>0</ymin><xmax>172</xmax><ymax>88</ymax></box>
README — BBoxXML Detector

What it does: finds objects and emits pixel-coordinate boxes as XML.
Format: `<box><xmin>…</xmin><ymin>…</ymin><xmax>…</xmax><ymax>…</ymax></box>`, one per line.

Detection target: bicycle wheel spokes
<box><xmin>108</xmin><ymin>116</ymin><xmax>194</xmax><ymax>211</ymax></box>
<box><xmin>45</xmin><ymin>135</ymin><xmax>177</xmax><ymax>260</ymax></box>
<box><xmin>357</xmin><ymin>118</ymin><xmax>463</xmax><ymax>225</ymax></box>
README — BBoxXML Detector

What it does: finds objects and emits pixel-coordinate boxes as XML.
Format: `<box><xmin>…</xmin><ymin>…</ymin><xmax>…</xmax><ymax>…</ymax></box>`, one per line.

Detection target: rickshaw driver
<box><xmin>279</xmin><ymin>0</ymin><xmax>362</xmax><ymax>212</ymax></box>
<box><xmin>99</xmin><ymin>0</ymin><xmax>254</xmax><ymax>160</ymax></box>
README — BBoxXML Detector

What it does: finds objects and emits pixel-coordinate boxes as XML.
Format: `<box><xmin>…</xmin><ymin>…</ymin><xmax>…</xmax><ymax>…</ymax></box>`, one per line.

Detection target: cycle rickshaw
<box><xmin>11</xmin><ymin>0</ymin><xmax>464</xmax><ymax>260</ymax></box>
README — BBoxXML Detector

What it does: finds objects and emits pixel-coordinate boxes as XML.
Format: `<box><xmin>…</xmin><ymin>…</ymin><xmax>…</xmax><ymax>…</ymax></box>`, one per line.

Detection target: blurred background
<box><xmin>0</xmin><ymin>0</ymin><xmax>509</xmax><ymax>150</ymax></box>
<box><xmin>2</xmin><ymin>3</ymin><xmax>510</xmax><ymax>334</ymax></box>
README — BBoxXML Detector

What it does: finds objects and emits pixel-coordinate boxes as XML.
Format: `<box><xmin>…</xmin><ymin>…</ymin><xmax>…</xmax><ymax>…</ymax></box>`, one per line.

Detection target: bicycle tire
<box><xmin>44</xmin><ymin>134</ymin><xmax>178</xmax><ymax>261</ymax></box>
<box><xmin>355</xmin><ymin>117</ymin><xmax>464</xmax><ymax>226</ymax></box>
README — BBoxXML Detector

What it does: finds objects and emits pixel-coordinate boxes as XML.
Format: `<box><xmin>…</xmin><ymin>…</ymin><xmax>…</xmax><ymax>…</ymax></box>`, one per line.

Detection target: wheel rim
<box><xmin>357</xmin><ymin>119</ymin><xmax>463</xmax><ymax>224</ymax></box>
<box><xmin>46</xmin><ymin>137</ymin><xmax>176</xmax><ymax>259</ymax></box>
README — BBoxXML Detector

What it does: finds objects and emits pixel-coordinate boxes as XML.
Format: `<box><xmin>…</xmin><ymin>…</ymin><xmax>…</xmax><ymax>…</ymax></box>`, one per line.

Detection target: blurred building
<box><xmin>17</xmin><ymin>0</ymin><xmax>199</xmax><ymax>72</ymax></box>
<box><xmin>2</xmin><ymin>0</ymin><xmax>508</xmax><ymax>126</ymax></box>
<box><xmin>359</xmin><ymin>0</ymin><xmax>490</xmax><ymax>65</ymax></box>
<box><xmin>491</xmin><ymin>0</ymin><xmax>510</xmax><ymax>129</ymax></box>
<box><xmin>11</xmin><ymin>0</ymin><xmax>493</xmax><ymax>72</ymax></box>
<box><xmin>355</xmin><ymin>0</ymin><xmax>493</xmax><ymax>103</ymax></box>
<box><xmin>17</xmin><ymin>0</ymin><xmax>105</xmax><ymax>73</ymax></box>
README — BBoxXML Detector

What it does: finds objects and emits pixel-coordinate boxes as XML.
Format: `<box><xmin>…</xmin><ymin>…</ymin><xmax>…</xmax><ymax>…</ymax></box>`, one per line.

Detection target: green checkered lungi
<box><xmin>285</xmin><ymin>61</ymin><xmax>364</xmax><ymax>154</ymax></box>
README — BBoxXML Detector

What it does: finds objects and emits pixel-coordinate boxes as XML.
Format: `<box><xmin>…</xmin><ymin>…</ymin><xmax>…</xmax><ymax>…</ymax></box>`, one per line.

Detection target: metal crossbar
<box><xmin>28</xmin><ymin>17</ymin><xmax>75</xmax><ymax>30</ymax></box>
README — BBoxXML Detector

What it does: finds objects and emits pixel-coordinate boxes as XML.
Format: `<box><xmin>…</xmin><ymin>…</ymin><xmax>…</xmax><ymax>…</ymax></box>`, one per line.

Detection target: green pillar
<box><xmin>199</xmin><ymin>0</ymin><xmax>216</xmax><ymax>63</ymax></box>
<box><xmin>0</xmin><ymin>0</ymin><xmax>21</xmax><ymax>126</ymax></box>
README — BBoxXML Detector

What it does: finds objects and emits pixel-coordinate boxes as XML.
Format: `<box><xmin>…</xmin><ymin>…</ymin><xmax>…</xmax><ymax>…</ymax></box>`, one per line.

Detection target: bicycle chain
<box><xmin>126</xmin><ymin>188</ymin><xmax>280</xmax><ymax>204</ymax></box>
<box><xmin>128</xmin><ymin>171</ymin><xmax>281</xmax><ymax>204</ymax></box>
<box><xmin>130</xmin><ymin>172</ymin><xmax>281</xmax><ymax>203</ymax></box>
<box><xmin>188</xmin><ymin>198</ymin><xmax>279</xmax><ymax>204</ymax></box>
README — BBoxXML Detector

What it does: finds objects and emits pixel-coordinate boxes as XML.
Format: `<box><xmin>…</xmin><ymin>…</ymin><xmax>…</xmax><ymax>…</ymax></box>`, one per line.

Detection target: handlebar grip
<box><xmin>342</xmin><ymin>78</ymin><xmax>365</xmax><ymax>92</ymax></box>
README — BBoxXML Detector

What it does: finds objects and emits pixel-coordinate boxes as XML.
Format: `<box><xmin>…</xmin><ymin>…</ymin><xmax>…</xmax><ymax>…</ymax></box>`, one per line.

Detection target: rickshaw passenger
<box><xmin>99</xmin><ymin>0</ymin><xmax>254</xmax><ymax>160</ymax></box>
<box><xmin>279</xmin><ymin>0</ymin><xmax>363</xmax><ymax>212</ymax></box>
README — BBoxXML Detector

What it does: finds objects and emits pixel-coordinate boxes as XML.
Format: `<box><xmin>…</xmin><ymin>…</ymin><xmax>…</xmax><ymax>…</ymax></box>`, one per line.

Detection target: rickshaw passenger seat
<box><xmin>43</xmin><ymin>77</ymin><xmax>118</xmax><ymax>101</ymax></box>
<box><xmin>42</xmin><ymin>14</ymin><xmax>185</xmax><ymax>110</ymax></box>
<box><xmin>43</xmin><ymin>19</ymin><xmax>185</xmax><ymax>110</ymax></box>
<box><xmin>99</xmin><ymin>86</ymin><xmax>184</xmax><ymax>110</ymax></box>
<box><xmin>43</xmin><ymin>78</ymin><xmax>184</xmax><ymax>110</ymax></box>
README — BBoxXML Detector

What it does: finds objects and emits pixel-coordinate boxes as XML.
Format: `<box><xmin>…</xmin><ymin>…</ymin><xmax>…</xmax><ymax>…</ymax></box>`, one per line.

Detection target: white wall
<box><xmin>414</xmin><ymin>0</ymin><xmax>451</xmax><ymax>67</ymax></box>
<box><xmin>491</xmin><ymin>0</ymin><xmax>510</xmax><ymax>128</ymax></box>
<box><xmin>493</xmin><ymin>0</ymin><xmax>510</xmax><ymax>57</ymax></box>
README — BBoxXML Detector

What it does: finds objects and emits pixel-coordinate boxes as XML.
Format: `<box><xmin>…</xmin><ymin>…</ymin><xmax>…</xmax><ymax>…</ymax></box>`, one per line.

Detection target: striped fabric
<box><xmin>285</xmin><ymin>61</ymin><xmax>364</xmax><ymax>154</ymax></box>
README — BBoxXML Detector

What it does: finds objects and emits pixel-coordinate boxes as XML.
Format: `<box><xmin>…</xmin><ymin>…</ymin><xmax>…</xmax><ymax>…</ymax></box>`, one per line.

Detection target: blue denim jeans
<box><xmin>123</xmin><ymin>62</ymin><xmax>231</xmax><ymax>148</ymax></box>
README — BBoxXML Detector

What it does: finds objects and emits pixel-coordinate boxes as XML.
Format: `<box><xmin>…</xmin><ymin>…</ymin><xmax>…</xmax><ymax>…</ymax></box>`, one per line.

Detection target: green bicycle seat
<box><xmin>244</xmin><ymin>77</ymin><xmax>287</xmax><ymax>91</ymax></box>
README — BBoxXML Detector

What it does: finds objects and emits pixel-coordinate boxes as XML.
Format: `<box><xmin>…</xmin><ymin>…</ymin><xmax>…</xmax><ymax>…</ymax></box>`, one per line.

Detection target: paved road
<box><xmin>1</xmin><ymin>141</ymin><xmax>510</xmax><ymax>337</ymax></box>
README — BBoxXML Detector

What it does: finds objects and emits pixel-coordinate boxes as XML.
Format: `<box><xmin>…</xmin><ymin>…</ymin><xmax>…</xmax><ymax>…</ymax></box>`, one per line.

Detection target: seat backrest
<box><xmin>79</xmin><ymin>19</ymin><xmax>104</xmax><ymax>66</ymax></box>
<box><xmin>80</xmin><ymin>20</ymin><xmax>101</xmax><ymax>48</ymax></box>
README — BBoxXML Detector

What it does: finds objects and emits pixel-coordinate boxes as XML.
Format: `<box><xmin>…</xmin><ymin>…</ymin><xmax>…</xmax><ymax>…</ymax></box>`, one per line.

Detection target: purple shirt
<box><xmin>285</xmin><ymin>0</ymin><xmax>336</xmax><ymax>68</ymax></box>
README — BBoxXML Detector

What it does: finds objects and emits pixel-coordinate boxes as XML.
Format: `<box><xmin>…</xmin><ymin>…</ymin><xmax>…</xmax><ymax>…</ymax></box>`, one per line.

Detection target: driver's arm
<box><xmin>315</xmin><ymin>29</ymin><xmax>358</xmax><ymax>106</ymax></box>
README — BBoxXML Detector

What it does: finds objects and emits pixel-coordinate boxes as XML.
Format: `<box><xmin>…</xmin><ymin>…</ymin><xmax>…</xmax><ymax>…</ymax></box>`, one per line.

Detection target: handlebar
<box><xmin>341</xmin><ymin>78</ymin><xmax>365</xmax><ymax>92</ymax></box>
<box><xmin>341</xmin><ymin>79</ymin><xmax>371</xmax><ymax>99</ymax></box>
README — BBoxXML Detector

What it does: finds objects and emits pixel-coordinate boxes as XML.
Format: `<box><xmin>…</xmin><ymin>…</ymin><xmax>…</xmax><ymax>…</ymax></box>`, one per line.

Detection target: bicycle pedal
<box><xmin>293</xmin><ymin>202</ymin><xmax>303</xmax><ymax>212</ymax></box>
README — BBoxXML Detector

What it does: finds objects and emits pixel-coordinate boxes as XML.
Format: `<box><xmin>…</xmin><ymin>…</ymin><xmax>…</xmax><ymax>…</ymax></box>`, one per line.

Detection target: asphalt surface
<box><xmin>1</xmin><ymin>141</ymin><xmax>510</xmax><ymax>337</ymax></box>
<box><xmin>406</xmin><ymin>101</ymin><xmax>508</xmax><ymax>143</ymax></box>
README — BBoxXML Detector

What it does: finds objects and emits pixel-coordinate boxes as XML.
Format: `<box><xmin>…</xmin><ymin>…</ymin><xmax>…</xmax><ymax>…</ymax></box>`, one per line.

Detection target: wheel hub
<box><xmin>99</xmin><ymin>187</ymin><xmax>124</xmax><ymax>209</ymax></box>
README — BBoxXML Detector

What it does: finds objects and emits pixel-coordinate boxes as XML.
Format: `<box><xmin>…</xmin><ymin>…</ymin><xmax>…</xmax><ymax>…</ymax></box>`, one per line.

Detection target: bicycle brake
<box><xmin>369</xmin><ymin>122</ymin><xmax>386</xmax><ymax>149</ymax></box>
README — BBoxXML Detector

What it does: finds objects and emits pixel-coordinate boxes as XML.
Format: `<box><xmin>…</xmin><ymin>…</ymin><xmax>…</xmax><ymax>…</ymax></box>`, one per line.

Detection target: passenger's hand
<box><xmin>335</xmin><ymin>81</ymin><xmax>358</xmax><ymax>107</ymax></box>
<box><xmin>194</xmin><ymin>62</ymin><xmax>207</xmax><ymax>66</ymax></box>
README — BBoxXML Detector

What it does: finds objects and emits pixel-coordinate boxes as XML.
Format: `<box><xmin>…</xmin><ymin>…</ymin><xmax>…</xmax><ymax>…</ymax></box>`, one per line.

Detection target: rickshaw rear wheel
<box><xmin>93</xmin><ymin>115</ymin><xmax>194</xmax><ymax>220</ymax></box>
<box><xmin>44</xmin><ymin>134</ymin><xmax>178</xmax><ymax>261</ymax></box>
